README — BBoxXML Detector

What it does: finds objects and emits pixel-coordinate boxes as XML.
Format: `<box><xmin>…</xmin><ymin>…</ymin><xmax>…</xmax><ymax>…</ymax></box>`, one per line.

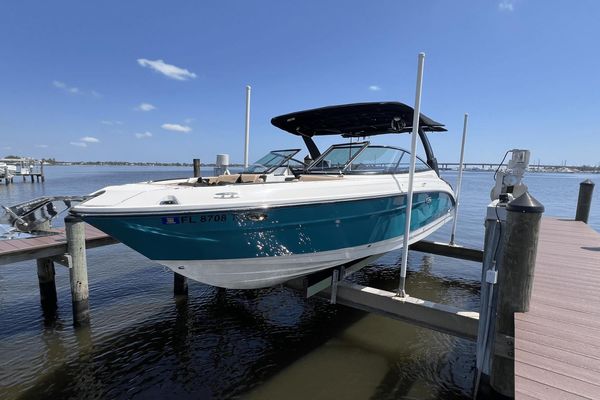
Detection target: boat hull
<box><xmin>82</xmin><ymin>191</ymin><xmax>454</xmax><ymax>288</ymax></box>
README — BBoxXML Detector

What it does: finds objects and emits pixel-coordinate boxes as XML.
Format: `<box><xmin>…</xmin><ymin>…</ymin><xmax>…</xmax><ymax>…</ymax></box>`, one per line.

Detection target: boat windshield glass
<box><xmin>307</xmin><ymin>143</ymin><xmax>368</xmax><ymax>173</ymax></box>
<box><xmin>243</xmin><ymin>149</ymin><xmax>300</xmax><ymax>174</ymax></box>
<box><xmin>308</xmin><ymin>143</ymin><xmax>431</xmax><ymax>174</ymax></box>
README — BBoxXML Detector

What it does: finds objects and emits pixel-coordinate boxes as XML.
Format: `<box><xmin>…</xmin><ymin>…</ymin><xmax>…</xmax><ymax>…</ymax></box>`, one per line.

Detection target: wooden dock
<box><xmin>515</xmin><ymin>218</ymin><xmax>600</xmax><ymax>399</ymax></box>
<box><xmin>0</xmin><ymin>224</ymin><xmax>116</xmax><ymax>266</ymax></box>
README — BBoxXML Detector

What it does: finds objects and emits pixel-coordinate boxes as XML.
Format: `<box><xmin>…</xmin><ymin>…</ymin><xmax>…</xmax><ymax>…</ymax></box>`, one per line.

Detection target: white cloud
<box><xmin>70</xmin><ymin>142</ymin><xmax>87</xmax><ymax>147</ymax></box>
<box><xmin>135</xmin><ymin>131</ymin><xmax>153</xmax><ymax>139</ymax></box>
<box><xmin>184</xmin><ymin>117</ymin><xmax>195</xmax><ymax>124</ymax></box>
<box><xmin>52</xmin><ymin>80</ymin><xmax>99</xmax><ymax>96</ymax></box>
<box><xmin>81</xmin><ymin>136</ymin><xmax>100</xmax><ymax>143</ymax></box>
<box><xmin>35</xmin><ymin>144</ymin><xmax>49</xmax><ymax>148</ymax></box>
<box><xmin>499</xmin><ymin>0</ymin><xmax>514</xmax><ymax>11</ymax></box>
<box><xmin>53</xmin><ymin>80</ymin><xmax>80</xmax><ymax>94</ymax></box>
<box><xmin>101</xmin><ymin>120</ymin><xmax>123</xmax><ymax>126</ymax></box>
<box><xmin>137</xmin><ymin>59</ymin><xmax>197</xmax><ymax>81</ymax></box>
<box><xmin>369</xmin><ymin>85</ymin><xmax>381</xmax><ymax>91</ymax></box>
<box><xmin>161</xmin><ymin>123</ymin><xmax>192</xmax><ymax>133</ymax></box>
<box><xmin>2</xmin><ymin>146</ymin><xmax>12</xmax><ymax>150</ymax></box>
<box><xmin>135</xmin><ymin>102</ymin><xmax>156</xmax><ymax>112</ymax></box>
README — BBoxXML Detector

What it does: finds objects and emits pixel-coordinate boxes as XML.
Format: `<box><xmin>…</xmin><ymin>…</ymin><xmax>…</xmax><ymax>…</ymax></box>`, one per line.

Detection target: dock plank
<box><xmin>0</xmin><ymin>224</ymin><xmax>118</xmax><ymax>265</ymax></box>
<box><xmin>515</xmin><ymin>218</ymin><xmax>600</xmax><ymax>399</ymax></box>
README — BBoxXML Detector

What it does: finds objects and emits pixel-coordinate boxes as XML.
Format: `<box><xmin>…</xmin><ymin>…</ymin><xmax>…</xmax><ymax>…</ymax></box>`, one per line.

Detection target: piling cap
<box><xmin>507</xmin><ymin>192</ymin><xmax>545</xmax><ymax>213</ymax></box>
<box><xmin>581</xmin><ymin>179</ymin><xmax>595</xmax><ymax>187</ymax></box>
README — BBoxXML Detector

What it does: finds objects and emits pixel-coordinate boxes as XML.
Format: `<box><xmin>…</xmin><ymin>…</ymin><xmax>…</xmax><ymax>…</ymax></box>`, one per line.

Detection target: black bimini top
<box><xmin>271</xmin><ymin>102</ymin><xmax>446</xmax><ymax>138</ymax></box>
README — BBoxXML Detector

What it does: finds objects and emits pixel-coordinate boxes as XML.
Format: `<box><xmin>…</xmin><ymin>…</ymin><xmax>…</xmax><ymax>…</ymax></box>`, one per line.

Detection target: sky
<box><xmin>1</xmin><ymin>0</ymin><xmax>599</xmax><ymax>165</ymax></box>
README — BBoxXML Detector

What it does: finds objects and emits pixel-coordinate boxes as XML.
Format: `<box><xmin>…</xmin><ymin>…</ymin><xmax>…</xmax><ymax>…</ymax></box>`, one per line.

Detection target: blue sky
<box><xmin>1</xmin><ymin>1</ymin><xmax>599</xmax><ymax>165</ymax></box>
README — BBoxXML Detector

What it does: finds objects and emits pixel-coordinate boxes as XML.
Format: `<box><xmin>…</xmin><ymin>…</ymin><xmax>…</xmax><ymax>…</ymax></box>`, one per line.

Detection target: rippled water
<box><xmin>0</xmin><ymin>166</ymin><xmax>598</xmax><ymax>399</ymax></box>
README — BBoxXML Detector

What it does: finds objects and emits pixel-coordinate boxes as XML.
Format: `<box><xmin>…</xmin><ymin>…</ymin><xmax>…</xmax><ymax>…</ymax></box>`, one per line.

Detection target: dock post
<box><xmin>40</xmin><ymin>161</ymin><xmax>45</xmax><ymax>182</ymax></box>
<box><xmin>37</xmin><ymin>258</ymin><xmax>57</xmax><ymax>313</ymax></box>
<box><xmin>490</xmin><ymin>192</ymin><xmax>544</xmax><ymax>397</ymax></box>
<box><xmin>193</xmin><ymin>158</ymin><xmax>201</xmax><ymax>178</ymax></box>
<box><xmin>174</xmin><ymin>271</ymin><xmax>188</xmax><ymax>297</ymax></box>
<box><xmin>575</xmin><ymin>179</ymin><xmax>595</xmax><ymax>224</ymax></box>
<box><xmin>65</xmin><ymin>214</ymin><xmax>90</xmax><ymax>326</ymax></box>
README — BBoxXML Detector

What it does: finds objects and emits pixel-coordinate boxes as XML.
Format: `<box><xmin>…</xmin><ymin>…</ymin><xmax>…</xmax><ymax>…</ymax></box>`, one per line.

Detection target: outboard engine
<box><xmin>490</xmin><ymin>149</ymin><xmax>530</xmax><ymax>201</ymax></box>
<box><xmin>1</xmin><ymin>196</ymin><xmax>87</xmax><ymax>237</ymax></box>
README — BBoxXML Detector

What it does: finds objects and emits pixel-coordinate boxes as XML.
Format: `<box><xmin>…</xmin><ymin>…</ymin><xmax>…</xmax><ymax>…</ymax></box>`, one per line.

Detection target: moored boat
<box><xmin>71</xmin><ymin>102</ymin><xmax>456</xmax><ymax>289</ymax></box>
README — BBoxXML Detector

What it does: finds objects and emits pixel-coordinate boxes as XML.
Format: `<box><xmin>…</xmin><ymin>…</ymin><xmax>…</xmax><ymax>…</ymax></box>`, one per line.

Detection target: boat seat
<box><xmin>297</xmin><ymin>175</ymin><xmax>343</xmax><ymax>181</ymax></box>
<box><xmin>239</xmin><ymin>174</ymin><xmax>264</xmax><ymax>183</ymax></box>
<box><xmin>203</xmin><ymin>174</ymin><xmax>240</xmax><ymax>185</ymax></box>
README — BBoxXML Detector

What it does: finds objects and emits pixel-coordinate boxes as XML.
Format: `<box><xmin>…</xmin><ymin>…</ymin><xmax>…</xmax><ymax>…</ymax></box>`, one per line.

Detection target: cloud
<box><xmin>184</xmin><ymin>117</ymin><xmax>195</xmax><ymax>124</ymax></box>
<box><xmin>53</xmin><ymin>80</ymin><xmax>80</xmax><ymax>94</ymax></box>
<box><xmin>369</xmin><ymin>85</ymin><xmax>381</xmax><ymax>91</ymax></box>
<box><xmin>70</xmin><ymin>142</ymin><xmax>87</xmax><ymax>148</ymax></box>
<box><xmin>135</xmin><ymin>102</ymin><xmax>156</xmax><ymax>112</ymax></box>
<box><xmin>498</xmin><ymin>0</ymin><xmax>514</xmax><ymax>11</ymax></box>
<box><xmin>81</xmin><ymin>136</ymin><xmax>100</xmax><ymax>143</ymax></box>
<box><xmin>135</xmin><ymin>131</ymin><xmax>153</xmax><ymax>139</ymax></box>
<box><xmin>101</xmin><ymin>120</ymin><xmax>123</xmax><ymax>126</ymax></box>
<box><xmin>137</xmin><ymin>59</ymin><xmax>197</xmax><ymax>81</ymax></box>
<box><xmin>52</xmin><ymin>80</ymin><xmax>100</xmax><ymax>97</ymax></box>
<box><xmin>161</xmin><ymin>123</ymin><xmax>192</xmax><ymax>133</ymax></box>
<box><xmin>35</xmin><ymin>144</ymin><xmax>49</xmax><ymax>148</ymax></box>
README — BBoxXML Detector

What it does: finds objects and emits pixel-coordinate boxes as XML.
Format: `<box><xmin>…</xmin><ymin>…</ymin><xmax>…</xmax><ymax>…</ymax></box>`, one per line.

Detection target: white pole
<box><xmin>398</xmin><ymin>52</ymin><xmax>425</xmax><ymax>298</ymax></box>
<box><xmin>244</xmin><ymin>85</ymin><xmax>252</xmax><ymax>168</ymax></box>
<box><xmin>450</xmin><ymin>113</ymin><xmax>469</xmax><ymax>246</ymax></box>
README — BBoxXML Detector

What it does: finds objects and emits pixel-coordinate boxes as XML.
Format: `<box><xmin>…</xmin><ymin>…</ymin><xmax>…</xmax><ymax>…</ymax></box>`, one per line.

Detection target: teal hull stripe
<box><xmin>83</xmin><ymin>192</ymin><xmax>454</xmax><ymax>260</ymax></box>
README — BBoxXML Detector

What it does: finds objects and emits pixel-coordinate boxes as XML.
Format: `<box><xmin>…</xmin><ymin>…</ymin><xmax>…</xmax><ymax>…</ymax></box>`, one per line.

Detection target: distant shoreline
<box><xmin>45</xmin><ymin>162</ymin><xmax>246</xmax><ymax>167</ymax></box>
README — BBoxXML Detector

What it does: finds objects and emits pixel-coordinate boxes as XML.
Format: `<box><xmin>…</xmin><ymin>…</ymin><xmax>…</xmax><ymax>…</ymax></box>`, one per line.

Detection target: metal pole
<box><xmin>450</xmin><ymin>113</ymin><xmax>469</xmax><ymax>245</ymax></box>
<box><xmin>244</xmin><ymin>85</ymin><xmax>252</xmax><ymax>168</ymax></box>
<box><xmin>398</xmin><ymin>52</ymin><xmax>425</xmax><ymax>298</ymax></box>
<box><xmin>575</xmin><ymin>179</ymin><xmax>594</xmax><ymax>223</ymax></box>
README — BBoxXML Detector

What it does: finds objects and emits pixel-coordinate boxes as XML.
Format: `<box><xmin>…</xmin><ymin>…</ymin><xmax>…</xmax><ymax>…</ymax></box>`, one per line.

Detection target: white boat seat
<box><xmin>297</xmin><ymin>175</ymin><xmax>343</xmax><ymax>181</ymax></box>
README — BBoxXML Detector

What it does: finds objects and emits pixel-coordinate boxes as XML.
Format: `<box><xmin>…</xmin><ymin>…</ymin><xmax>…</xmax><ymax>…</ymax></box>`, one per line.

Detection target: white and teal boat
<box><xmin>72</xmin><ymin>102</ymin><xmax>455</xmax><ymax>289</ymax></box>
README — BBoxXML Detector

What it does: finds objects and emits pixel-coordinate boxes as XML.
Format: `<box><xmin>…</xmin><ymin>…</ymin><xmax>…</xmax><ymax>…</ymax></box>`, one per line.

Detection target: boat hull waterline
<box><xmin>82</xmin><ymin>191</ymin><xmax>454</xmax><ymax>288</ymax></box>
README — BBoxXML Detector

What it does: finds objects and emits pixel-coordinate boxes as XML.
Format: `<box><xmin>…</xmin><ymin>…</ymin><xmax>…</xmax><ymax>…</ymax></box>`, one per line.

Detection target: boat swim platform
<box><xmin>515</xmin><ymin>218</ymin><xmax>600</xmax><ymax>400</ymax></box>
<box><xmin>1</xmin><ymin>217</ymin><xmax>599</xmax><ymax>398</ymax></box>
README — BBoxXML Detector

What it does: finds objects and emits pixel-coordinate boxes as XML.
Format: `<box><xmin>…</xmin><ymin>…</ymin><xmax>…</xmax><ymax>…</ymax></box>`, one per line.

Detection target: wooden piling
<box><xmin>174</xmin><ymin>271</ymin><xmax>188</xmax><ymax>296</ymax></box>
<box><xmin>65</xmin><ymin>215</ymin><xmax>90</xmax><ymax>326</ymax></box>
<box><xmin>490</xmin><ymin>192</ymin><xmax>544</xmax><ymax>397</ymax></box>
<box><xmin>575</xmin><ymin>179</ymin><xmax>595</xmax><ymax>223</ymax></box>
<box><xmin>40</xmin><ymin>161</ymin><xmax>45</xmax><ymax>182</ymax></box>
<box><xmin>193</xmin><ymin>158</ymin><xmax>201</xmax><ymax>178</ymax></box>
<box><xmin>36</xmin><ymin>258</ymin><xmax>57</xmax><ymax>312</ymax></box>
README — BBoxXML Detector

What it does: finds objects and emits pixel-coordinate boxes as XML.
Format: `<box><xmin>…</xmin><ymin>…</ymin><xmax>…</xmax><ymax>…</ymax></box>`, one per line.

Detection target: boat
<box><xmin>70</xmin><ymin>102</ymin><xmax>456</xmax><ymax>289</ymax></box>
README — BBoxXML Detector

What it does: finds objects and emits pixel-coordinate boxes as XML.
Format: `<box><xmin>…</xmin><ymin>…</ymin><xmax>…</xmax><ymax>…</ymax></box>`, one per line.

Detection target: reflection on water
<box><xmin>1</xmin><ymin>166</ymin><xmax>598</xmax><ymax>399</ymax></box>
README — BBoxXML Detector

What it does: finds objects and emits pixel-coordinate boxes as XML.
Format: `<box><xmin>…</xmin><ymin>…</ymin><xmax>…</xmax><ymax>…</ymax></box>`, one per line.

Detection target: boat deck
<box><xmin>0</xmin><ymin>224</ymin><xmax>117</xmax><ymax>265</ymax></box>
<box><xmin>515</xmin><ymin>218</ymin><xmax>600</xmax><ymax>399</ymax></box>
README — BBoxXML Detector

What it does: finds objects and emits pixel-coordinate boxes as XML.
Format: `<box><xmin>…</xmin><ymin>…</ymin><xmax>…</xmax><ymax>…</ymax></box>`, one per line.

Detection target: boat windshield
<box><xmin>243</xmin><ymin>149</ymin><xmax>301</xmax><ymax>174</ymax></box>
<box><xmin>307</xmin><ymin>143</ymin><xmax>431</xmax><ymax>174</ymax></box>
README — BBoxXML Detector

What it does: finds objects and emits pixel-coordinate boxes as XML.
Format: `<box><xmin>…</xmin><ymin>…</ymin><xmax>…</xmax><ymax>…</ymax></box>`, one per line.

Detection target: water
<box><xmin>0</xmin><ymin>166</ymin><xmax>598</xmax><ymax>400</ymax></box>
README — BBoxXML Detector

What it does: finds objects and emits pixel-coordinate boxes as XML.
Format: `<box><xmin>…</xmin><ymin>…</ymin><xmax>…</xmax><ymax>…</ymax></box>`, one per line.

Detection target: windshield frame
<box><xmin>305</xmin><ymin>142</ymin><xmax>370</xmax><ymax>174</ymax></box>
<box><xmin>243</xmin><ymin>149</ymin><xmax>301</xmax><ymax>174</ymax></box>
<box><xmin>306</xmin><ymin>143</ymin><xmax>432</xmax><ymax>175</ymax></box>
